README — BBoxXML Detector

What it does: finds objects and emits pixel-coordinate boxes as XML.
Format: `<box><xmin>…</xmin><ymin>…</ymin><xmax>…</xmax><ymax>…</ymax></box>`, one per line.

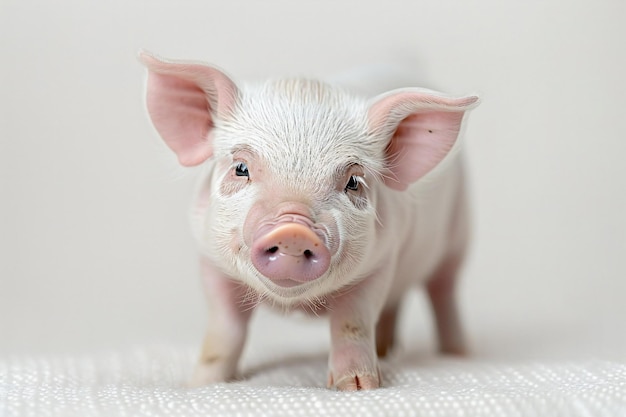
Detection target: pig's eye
<box><xmin>235</xmin><ymin>162</ymin><xmax>249</xmax><ymax>178</ymax></box>
<box><xmin>345</xmin><ymin>175</ymin><xmax>359</xmax><ymax>192</ymax></box>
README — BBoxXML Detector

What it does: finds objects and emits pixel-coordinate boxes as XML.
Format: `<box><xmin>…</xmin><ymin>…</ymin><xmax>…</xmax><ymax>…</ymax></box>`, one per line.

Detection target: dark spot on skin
<box><xmin>428</xmin><ymin>129</ymin><xmax>433</xmax><ymax>133</ymax></box>
<box><xmin>202</xmin><ymin>354</ymin><xmax>220</xmax><ymax>364</ymax></box>
<box><xmin>314</xmin><ymin>243</ymin><xmax>318</xmax><ymax>247</ymax></box>
<box><xmin>342</xmin><ymin>323</ymin><xmax>366</xmax><ymax>340</ymax></box>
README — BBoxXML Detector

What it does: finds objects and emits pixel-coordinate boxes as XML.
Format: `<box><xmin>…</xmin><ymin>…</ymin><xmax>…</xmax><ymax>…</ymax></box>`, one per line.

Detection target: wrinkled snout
<box><xmin>251</xmin><ymin>220</ymin><xmax>330</xmax><ymax>287</ymax></box>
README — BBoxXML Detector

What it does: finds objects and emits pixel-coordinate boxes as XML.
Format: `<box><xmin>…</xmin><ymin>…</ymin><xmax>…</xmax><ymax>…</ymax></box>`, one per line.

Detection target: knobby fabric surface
<box><xmin>2</xmin><ymin>345</ymin><xmax>625</xmax><ymax>417</ymax></box>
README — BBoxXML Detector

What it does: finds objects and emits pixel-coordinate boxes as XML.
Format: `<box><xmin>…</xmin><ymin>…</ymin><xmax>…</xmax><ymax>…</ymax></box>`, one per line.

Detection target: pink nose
<box><xmin>251</xmin><ymin>222</ymin><xmax>330</xmax><ymax>287</ymax></box>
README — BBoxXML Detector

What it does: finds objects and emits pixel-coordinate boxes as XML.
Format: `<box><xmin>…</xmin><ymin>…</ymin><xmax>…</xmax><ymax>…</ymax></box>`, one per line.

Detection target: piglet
<box><xmin>139</xmin><ymin>52</ymin><xmax>479</xmax><ymax>391</ymax></box>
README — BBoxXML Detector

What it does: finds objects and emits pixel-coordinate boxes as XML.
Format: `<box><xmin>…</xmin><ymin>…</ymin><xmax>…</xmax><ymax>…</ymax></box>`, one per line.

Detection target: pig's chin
<box><xmin>253</xmin><ymin>273</ymin><xmax>324</xmax><ymax>300</ymax></box>
<box><xmin>244</xmin><ymin>267</ymin><xmax>349</xmax><ymax>303</ymax></box>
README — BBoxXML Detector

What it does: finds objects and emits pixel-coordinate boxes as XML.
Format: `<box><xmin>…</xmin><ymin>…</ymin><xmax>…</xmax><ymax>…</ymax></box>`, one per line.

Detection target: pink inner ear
<box><xmin>146</xmin><ymin>73</ymin><xmax>214</xmax><ymax>166</ymax></box>
<box><xmin>369</xmin><ymin>91</ymin><xmax>478</xmax><ymax>191</ymax></box>
<box><xmin>139</xmin><ymin>52</ymin><xmax>239</xmax><ymax>167</ymax></box>
<box><xmin>386</xmin><ymin>111</ymin><xmax>465</xmax><ymax>190</ymax></box>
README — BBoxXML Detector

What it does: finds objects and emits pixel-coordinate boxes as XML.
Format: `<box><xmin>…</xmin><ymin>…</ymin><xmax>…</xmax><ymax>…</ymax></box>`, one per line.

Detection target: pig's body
<box><xmin>358</xmin><ymin>158</ymin><xmax>468</xmax><ymax>309</ymax></box>
<box><xmin>140</xmin><ymin>53</ymin><xmax>478</xmax><ymax>390</ymax></box>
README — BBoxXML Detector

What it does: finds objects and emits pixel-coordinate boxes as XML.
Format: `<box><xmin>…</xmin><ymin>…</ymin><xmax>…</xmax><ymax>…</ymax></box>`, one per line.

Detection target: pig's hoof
<box><xmin>328</xmin><ymin>369</ymin><xmax>382</xmax><ymax>391</ymax></box>
<box><xmin>187</xmin><ymin>362</ymin><xmax>235</xmax><ymax>388</ymax></box>
<box><xmin>439</xmin><ymin>341</ymin><xmax>469</xmax><ymax>357</ymax></box>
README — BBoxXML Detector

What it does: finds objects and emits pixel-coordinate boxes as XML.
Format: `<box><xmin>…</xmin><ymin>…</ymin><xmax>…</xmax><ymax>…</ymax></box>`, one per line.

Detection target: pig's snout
<box><xmin>251</xmin><ymin>221</ymin><xmax>330</xmax><ymax>287</ymax></box>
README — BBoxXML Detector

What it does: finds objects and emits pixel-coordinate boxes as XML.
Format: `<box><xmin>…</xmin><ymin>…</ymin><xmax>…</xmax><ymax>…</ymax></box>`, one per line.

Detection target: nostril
<box><xmin>267</xmin><ymin>246</ymin><xmax>279</xmax><ymax>254</ymax></box>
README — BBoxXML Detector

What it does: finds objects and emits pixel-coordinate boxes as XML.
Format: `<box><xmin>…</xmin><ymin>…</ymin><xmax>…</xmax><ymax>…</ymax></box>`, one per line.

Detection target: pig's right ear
<box><xmin>138</xmin><ymin>51</ymin><xmax>239</xmax><ymax>166</ymax></box>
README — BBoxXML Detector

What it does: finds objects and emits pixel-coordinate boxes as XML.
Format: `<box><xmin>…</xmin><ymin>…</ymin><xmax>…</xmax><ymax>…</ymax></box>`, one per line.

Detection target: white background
<box><xmin>1</xmin><ymin>0</ymin><xmax>624</xmax><ymax>362</ymax></box>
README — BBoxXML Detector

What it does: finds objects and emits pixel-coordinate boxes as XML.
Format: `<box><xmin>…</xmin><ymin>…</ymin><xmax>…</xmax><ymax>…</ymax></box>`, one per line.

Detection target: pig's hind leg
<box><xmin>426</xmin><ymin>253</ymin><xmax>467</xmax><ymax>356</ymax></box>
<box><xmin>375</xmin><ymin>304</ymin><xmax>400</xmax><ymax>358</ymax></box>
<box><xmin>189</xmin><ymin>256</ymin><xmax>253</xmax><ymax>387</ymax></box>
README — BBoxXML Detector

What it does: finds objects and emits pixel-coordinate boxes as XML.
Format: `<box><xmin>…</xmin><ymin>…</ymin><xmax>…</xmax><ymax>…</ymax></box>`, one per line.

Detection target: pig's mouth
<box><xmin>266</xmin><ymin>277</ymin><xmax>310</xmax><ymax>289</ymax></box>
<box><xmin>254</xmin><ymin>272</ymin><xmax>329</xmax><ymax>300</ymax></box>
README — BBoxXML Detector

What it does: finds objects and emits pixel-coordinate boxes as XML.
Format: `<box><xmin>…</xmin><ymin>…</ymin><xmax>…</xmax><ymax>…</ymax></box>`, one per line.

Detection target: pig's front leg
<box><xmin>189</xmin><ymin>256</ymin><xmax>253</xmax><ymax>387</ymax></box>
<box><xmin>327</xmin><ymin>275</ymin><xmax>389</xmax><ymax>391</ymax></box>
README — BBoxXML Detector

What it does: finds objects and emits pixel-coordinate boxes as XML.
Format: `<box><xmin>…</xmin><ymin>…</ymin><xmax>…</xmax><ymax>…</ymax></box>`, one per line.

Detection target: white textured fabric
<box><xmin>2</xmin><ymin>345</ymin><xmax>626</xmax><ymax>417</ymax></box>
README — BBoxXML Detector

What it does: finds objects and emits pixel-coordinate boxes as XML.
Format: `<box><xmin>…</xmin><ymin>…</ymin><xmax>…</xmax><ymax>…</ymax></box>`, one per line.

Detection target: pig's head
<box><xmin>140</xmin><ymin>52</ymin><xmax>478</xmax><ymax>306</ymax></box>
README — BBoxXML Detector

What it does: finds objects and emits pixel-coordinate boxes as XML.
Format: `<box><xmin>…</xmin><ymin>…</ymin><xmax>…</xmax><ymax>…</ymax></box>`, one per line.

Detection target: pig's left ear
<box><xmin>368</xmin><ymin>90</ymin><xmax>479</xmax><ymax>191</ymax></box>
<box><xmin>139</xmin><ymin>51</ymin><xmax>239</xmax><ymax>166</ymax></box>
